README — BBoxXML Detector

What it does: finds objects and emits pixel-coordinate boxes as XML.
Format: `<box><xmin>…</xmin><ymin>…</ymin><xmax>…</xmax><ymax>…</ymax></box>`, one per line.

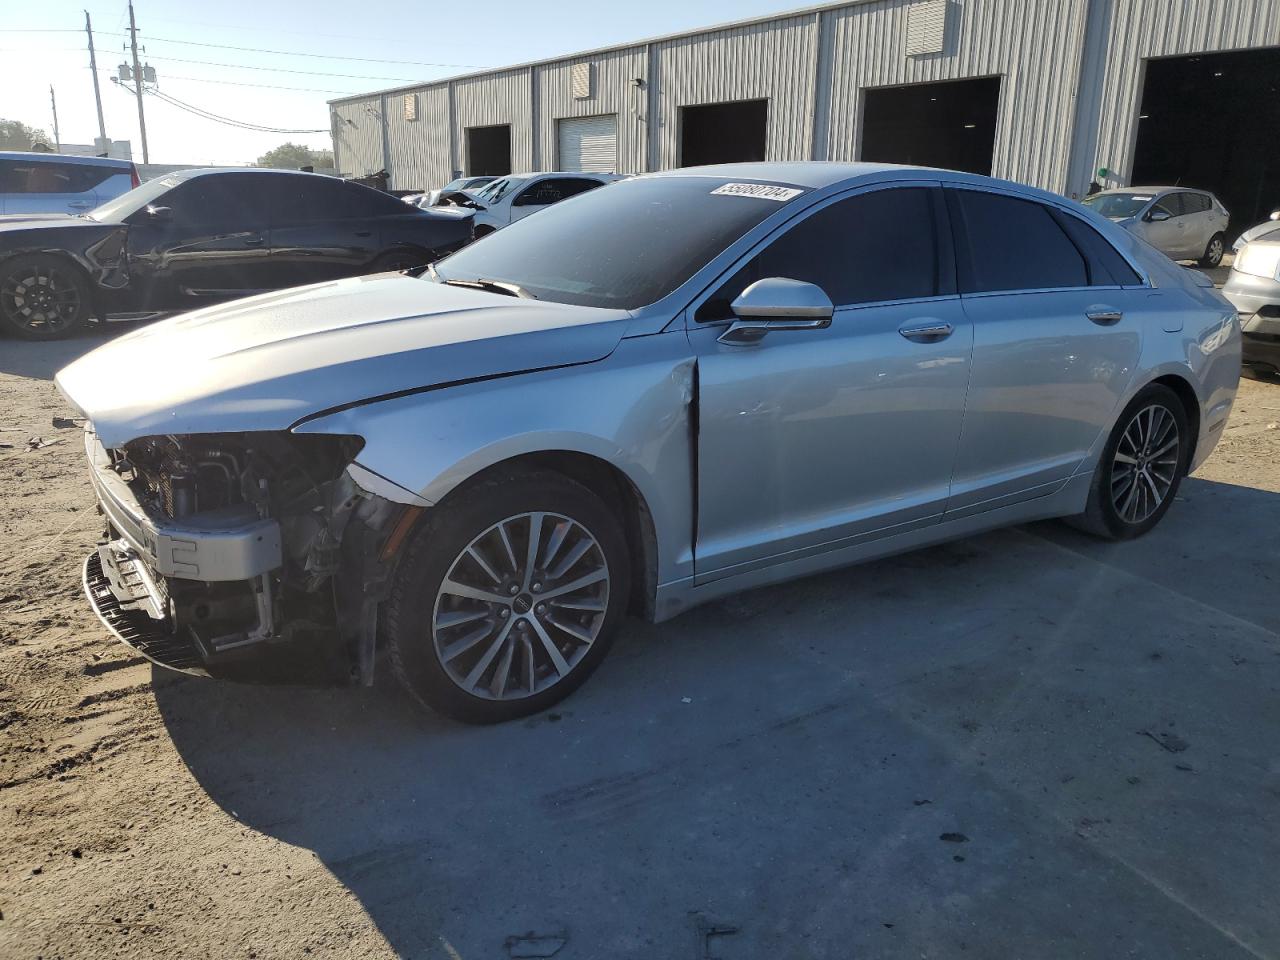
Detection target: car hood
<box><xmin>56</xmin><ymin>273</ymin><xmax>631</xmax><ymax>447</ymax></box>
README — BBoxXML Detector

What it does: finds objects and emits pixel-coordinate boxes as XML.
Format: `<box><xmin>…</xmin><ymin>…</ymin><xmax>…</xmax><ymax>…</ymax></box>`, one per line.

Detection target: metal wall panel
<box><xmin>384</xmin><ymin>84</ymin><xmax>452</xmax><ymax>191</ymax></box>
<box><xmin>653</xmin><ymin>15</ymin><xmax>820</xmax><ymax>169</ymax></box>
<box><xmin>453</xmin><ymin>68</ymin><xmax>534</xmax><ymax>174</ymax></box>
<box><xmin>1091</xmin><ymin>0</ymin><xmax>1280</xmax><ymax>191</ymax></box>
<box><xmin>536</xmin><ymin>47</ymin><xmax>648</xmax><ymax>173</ymax></box>
<box><xmin>330</xmin><ymin>97</ymin><xmax>385</xmax><ymax>178</ymax></box>
<box><xmin>825</xmin><ymin>0</ymin><xmax>1089</xmax><ymax>193</ymax></box>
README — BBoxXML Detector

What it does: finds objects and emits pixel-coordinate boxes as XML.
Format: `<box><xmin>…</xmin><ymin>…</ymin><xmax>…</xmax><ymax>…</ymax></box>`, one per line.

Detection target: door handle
<box><xmin>1086</xmin><ymin>307</ymin><xmax>1123</xmax><ymax>326</ymax></box>
<box><xmin>354</xmin><ymin>230</ymin><xmax>372</xmax><ymax>238</ymax></box>
<box><xmin>898</xmin><ymin>320</ymin><xmax>954</xmax><ymax>342</ymax></box>
<box><xmin>242</xmin><ymin>235</ymin><xmax>266</xmax><ymax>246</ymax></box>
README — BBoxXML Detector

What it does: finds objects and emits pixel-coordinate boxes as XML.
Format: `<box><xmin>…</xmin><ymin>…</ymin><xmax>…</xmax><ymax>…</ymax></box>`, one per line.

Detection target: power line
<box><xmin>145</xmin><ymin>86</ymin><xmax>328</xmax><ymax>133</ymax></box>
<box><xmin>92</xmin><ymin>65</ymin><xmax>362</xmax><ymax>95</ymax></box>
<box><xmin>141</xmin><ymin>52</ymin><xmax>421</xmax><ymax>82</ymax></box>
<box><xmin>97</xmin><ymin>30</ymin><xmax>475</xmax><ymax>68</ymax></box>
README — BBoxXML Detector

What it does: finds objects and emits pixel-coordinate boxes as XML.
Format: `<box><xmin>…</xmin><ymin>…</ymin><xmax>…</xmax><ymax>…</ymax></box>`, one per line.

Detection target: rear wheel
<box><xmin>385</xmin><ymin>470</ymin><xmax>630</xmax><ymax>723</ymax></box>
<box><xmin>0</xmin><ymin>255</ymin><xmax>93</xmax><ymax>340</ymax></box>
<box><xmin>1068</xmin><ymin>384</ymin><xmax>1190</xmax><ymax>540</ymax></box>
<box><xmin>1199</xmin><ymin>232</ymin><xmax>1225</xmax><ymax>267</ymax></box>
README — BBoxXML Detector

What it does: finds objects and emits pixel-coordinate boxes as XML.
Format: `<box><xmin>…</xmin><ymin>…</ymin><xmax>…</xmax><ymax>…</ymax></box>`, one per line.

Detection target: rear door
<box><xmin>943</xmin><ymin>186</ymin><xmax>1146</xmax><ymax>518</ymax></box>
<box><xmin>270</xmin><ymin>176</ymin><xmax>385</xmax><ymax>286</ymax></box>
<box><xmin>0</xmin><ymin>158</ymin><xmax>114</xmax><ymax>215</ymax></box>
<box><xmin>1142</xmin><ymin>195</ymin><xmax>1182</xmax><ymax>257</ymax></box>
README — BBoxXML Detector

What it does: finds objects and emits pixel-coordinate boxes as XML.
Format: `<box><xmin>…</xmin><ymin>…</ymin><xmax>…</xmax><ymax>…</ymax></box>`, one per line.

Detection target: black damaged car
<box><xmin>0</xmin><ymin>167</ymin><xmax>475</xmax><ymax>340</ymax></box>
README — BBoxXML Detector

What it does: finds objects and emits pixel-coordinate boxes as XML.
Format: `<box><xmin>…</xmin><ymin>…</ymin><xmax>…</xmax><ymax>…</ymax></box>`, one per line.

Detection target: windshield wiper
<box><xmin>441</xmin><ymin>277</ymin><xmax>537</xmax><ymax>299</ymax></box>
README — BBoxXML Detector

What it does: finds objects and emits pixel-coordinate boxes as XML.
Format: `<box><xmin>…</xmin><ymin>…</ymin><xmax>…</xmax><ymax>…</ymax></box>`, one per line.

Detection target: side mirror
<box><xmin>719</xmin><ymin>277</ymin><xmax>834</xmax><ymax>345</ymax></box>
<box><xmin>1146</xmin><ymin>208</ymin><xmax>1171</xmax><ymax>223</ymax></box>
<box><xmin>146</xmin><ymin>204</ymin><xmax>172</xmax><ymax>222</ymax></box>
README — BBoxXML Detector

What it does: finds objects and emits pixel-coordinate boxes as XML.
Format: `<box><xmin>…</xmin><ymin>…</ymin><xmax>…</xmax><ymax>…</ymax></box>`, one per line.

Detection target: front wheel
<box><xmin>1068</xmin><ymin>384</ymin><xmax>1190</xmax><ymax>540</ymax></box>
<box><xmin>0</xmin><ymin>254</ymin><xmax>93</xmax><ymax>340</ymax></box>
<box><xmin>385</xmin><ymin>470</ymin><xmax>630</xmax><ymax>723</ymax></box>
<box><xmin>1199</xmin><ymin>232</ymin><xmax>1226</xmax><ymax>268</ymax></box>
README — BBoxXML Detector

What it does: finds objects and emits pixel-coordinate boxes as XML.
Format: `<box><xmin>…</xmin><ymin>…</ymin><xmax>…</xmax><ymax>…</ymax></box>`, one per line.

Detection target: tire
<box><xmin>0</xmin><ymin>254</ymin><xmax>93</xmax><ymax>340</ymax></box>
<box><xmin>369</xmin><ymin>249</ymin><xmax>430</xmax><ymax>274</ymax></box>
<box><xmin>1067</xmin><ymin>384</ymin><xmax>1190</xmax><ymax>540</ymax></box>
<box><xmin>1199</xmin><ymin>232</ymin><xmax>1226</xmax><ymax>268</ymax></box>
<box><xmin>385</xmin><ymin>470</ymin><xmax>631</xmax><ymax>723</ymax></box>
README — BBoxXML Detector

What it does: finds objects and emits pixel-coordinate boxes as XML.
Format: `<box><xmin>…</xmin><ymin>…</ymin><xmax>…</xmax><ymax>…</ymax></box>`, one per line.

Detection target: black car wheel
<box><xmin>385</xmin><ymin>469</ymin><xmax>630</xmax><ymax>724</ymax></box>
<box><xmin>0</xmin><ymin>255</ymin><xmax>93</xmax><ymax>341</ymax></box>
<box><xmin>1067</xmin><ymin>384</ymin><xmax>1190</xmax><ymax>540</ymax></box>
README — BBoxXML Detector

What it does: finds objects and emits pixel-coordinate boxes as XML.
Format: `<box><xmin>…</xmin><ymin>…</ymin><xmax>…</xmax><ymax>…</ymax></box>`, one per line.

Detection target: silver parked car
<box><xmin>0</xmin><ymin>150</ymin><xmax>139</xmax><ymax>216</ymax></box>
<box><xmin>1222</xmin><ymin>239</ymin><xmax>1280</xmax><ymax>376</ymax></box>
<box><xmin>1231</xmin><ymin>207</ymin><xmax>1280</xmax><ymax>253</ymax></box>
<box><xmin>58</xmin><ymin>163</ymin><xmax>1240</xmax><ymax>723</ymax></box>
<box><xmin>1082</xmin><ymin>187</ymin><xmax>1229</xmax><ymax>267</ymax></box>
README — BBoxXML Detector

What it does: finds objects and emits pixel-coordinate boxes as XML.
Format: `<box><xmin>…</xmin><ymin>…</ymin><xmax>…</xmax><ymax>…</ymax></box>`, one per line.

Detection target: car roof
<box><xmin>0</xmin><ymin>150</ymin><xmax>131</xmax><ymax>168</ymax></box>
<box><xmin>1095</xmin><ymin>186</ymin><xmax>1212</xmax><ymax>197</ymax></box>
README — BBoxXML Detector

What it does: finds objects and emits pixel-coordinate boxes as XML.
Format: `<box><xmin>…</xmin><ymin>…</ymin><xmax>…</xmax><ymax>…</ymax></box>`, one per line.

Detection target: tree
<box><xmin>256</xmin><ymin>142</ymin><xmax>334</xmax><ymax>170</ymax></box>
<box><xmin>0</xmin><ymin>120</ymin><xmax>52</xmax><ymax>151</ymax></box>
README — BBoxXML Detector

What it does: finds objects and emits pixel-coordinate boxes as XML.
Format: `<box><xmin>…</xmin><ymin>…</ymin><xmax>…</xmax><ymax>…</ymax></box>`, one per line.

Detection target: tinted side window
<box><xmin>1188</xmin><ymin>192</ymin><xmax>1211</xmax><ymax>214</ymax></box>
<box><xmin>516</xmin><ymin>179</ymin><xmax>571</xmax><ymax>206</ymax></box>
<box><xmin>0</xmin><ymin>160</ymin><xmax>114</xmax><ymax>194</ymax></box>
<box><xmin>1053</xmin><ymin>212</ymin><xmax>1143</xmax><ymax>286</ymax></box>
<box><xmin>556</xmin><ymin>178</ymin><xmax>606</xmax><ymax>200</ymax></box>
<box><xmin>342</xmin><ymin>181</ymin><xmax>412</xmax><ymax>217</ymax></box>
<box><xmin>697</xmin><ymin>187</ymin><xmax>938</xmax><ymax>320</ymax></box>
<box><xmin>951</xmin><ymin>190</ymin><xmax>1087</xmax><ymax>293</ymax></box>
<box><xmin>273</xmin><ymin>176</ymin><xmax>358</xmax><ymax>223</ymax></box>
<box><xmin>164</xmin><ymin>175</ymin><xmax>268</xmax><ymax>230</ymax></box>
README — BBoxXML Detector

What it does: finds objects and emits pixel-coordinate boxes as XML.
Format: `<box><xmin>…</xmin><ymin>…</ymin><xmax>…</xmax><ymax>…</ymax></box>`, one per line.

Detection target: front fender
<box><xmin>294</xmin><ymin>332</ymin><xmax>698</xmax><ymax>585</ymax></box>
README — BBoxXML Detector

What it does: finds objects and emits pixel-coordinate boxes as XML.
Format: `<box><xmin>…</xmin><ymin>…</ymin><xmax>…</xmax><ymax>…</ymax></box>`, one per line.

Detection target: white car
<box><xmin>441</xmin><ymin>172</ymin><xmax>624</xmax><ymax>236</ymax></box>
<box><xmin>1082</xmin><ymin>187</ymin><xmax>1229</xmax><ymax>267</ymax></box>
<box><xmin>1232</xmin><ymin>207</ymin><xmax>1280</xmax><ymax>252</ymax></box>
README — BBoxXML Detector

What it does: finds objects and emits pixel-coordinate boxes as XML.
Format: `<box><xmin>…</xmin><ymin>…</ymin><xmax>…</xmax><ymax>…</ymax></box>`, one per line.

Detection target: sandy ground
<box><xmin>1</xmin><ymin>328</ymin><xmax>1279</xmax><ymax>960</ymax></box>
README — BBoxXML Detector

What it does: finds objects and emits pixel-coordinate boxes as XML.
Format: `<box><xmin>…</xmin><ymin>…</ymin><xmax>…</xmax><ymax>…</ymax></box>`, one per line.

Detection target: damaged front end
<box><xmin>81</xmin><ymin>427</ymin><xmax>414</xmax><ymax>684</ymax></box>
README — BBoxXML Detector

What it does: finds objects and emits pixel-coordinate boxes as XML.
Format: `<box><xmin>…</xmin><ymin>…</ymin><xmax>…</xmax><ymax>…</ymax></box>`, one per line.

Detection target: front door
<box><xmin>125</xmin><ymin>172</ymin><xmax>275</xmax><ymax>311</ymax></box>
<box><xmin>943</xmin><ymin>187</ymin><xmax>1145</xmax><ymax>516</ymax></box>
<box><xmin>690</xmin><ymin>184</ymin><xmax>974</xmax><ymax>581</ymax></box>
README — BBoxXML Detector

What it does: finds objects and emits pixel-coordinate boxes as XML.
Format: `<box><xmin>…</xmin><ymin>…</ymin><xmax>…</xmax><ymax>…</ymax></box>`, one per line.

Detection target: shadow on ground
<box><xmin>0</xmin><ymin>330</ymin><xmax>116</xmax><ymax>381</ymax></box>
<box><xmin>154</xmin><ymin>476</ymin><xmax>1280</xmax><ymax>958</ymax></box>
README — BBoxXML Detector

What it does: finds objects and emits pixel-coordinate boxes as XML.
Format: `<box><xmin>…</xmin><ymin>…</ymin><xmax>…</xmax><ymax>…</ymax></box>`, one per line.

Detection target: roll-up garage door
<box><xmin>557</xmin><ymin>115</ymin><xmax>618</xmax><ymax>173</ymax></box>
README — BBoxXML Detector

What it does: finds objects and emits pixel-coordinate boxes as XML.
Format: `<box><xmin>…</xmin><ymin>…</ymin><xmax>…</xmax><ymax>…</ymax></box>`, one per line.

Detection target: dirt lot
<box><xmin>2</xmin><ymin>330</ymin><xmax>1279</xmax><ymax>960</ymax></box>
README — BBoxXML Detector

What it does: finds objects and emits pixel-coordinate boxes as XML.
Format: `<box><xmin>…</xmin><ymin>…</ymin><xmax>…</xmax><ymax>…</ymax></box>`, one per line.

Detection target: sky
<box><xmin>2</xmin><ymin>0</ymin><xmax>805</xmax><ymax>166</ymax></box>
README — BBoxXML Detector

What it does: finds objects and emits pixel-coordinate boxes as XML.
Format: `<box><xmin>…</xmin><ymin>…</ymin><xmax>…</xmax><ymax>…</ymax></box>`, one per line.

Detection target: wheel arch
<box><xmin>432</xmin><ymin>449</ymin><xmax>660</xmax><ymax>621</ymax></box>
<box><xmin>1148</xmin><ymin>372</ymin><xmax>1202</xmax><ymax>466</ymax></box>
<box><xmin>0</xmin><ymin>249</ymin><xmax>102</xmax><ymax>325</ymax></box>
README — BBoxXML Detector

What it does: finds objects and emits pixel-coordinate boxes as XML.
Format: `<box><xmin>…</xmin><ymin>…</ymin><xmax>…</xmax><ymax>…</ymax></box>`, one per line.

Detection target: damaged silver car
<box><xmin>58</xmin><ymin>163</ymin><xmax>1240</xmax><ymax>723</ymax></box>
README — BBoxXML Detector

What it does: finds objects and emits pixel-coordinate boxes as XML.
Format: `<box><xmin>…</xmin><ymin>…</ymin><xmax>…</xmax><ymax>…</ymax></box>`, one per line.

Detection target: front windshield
<box><xmin>1082</xmin><ymin>192</ymin><xmax>1154</xmax><ymax>219</ymax></box>
<box><xmin>474</xmin><ymin>177</ymin><xmax>522</xmax><ymax>203</ymax></box>
<box><xmin>87</xmin><ymin>175</ymin><xmax>181</xmax><ymax>222</ymax></box>
<box><xmin>434</xmin><ymin>176</ymin><xmax>808</xmax><ymax>309</ymax></box>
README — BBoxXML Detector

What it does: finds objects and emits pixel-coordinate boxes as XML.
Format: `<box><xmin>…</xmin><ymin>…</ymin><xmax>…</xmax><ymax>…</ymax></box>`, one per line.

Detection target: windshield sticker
<box><xmin>711</xmin><ymin>182</ymin><xmax>804</xmax><ymax>202</ymax></box>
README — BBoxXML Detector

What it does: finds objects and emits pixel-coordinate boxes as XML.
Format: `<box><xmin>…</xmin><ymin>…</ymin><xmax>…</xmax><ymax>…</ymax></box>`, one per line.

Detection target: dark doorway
<box><xmin>1132</xmin><ymin>48</ymin><xmax>1280</xmax><ymax>236</ymax></box>
<box><xmin>679</xmin><ymin>99</ymin><xmax>768</xmax><ymax>167</ymax></box>
<box><xmin>466</xmin><ymin>125</ymin><xmax>511</xmax><ymax>177</ymax></box>
<box><xmin>861</xmin><ymin>76</ymin><xmax>1000</xmax><ymax>176</ymax></box>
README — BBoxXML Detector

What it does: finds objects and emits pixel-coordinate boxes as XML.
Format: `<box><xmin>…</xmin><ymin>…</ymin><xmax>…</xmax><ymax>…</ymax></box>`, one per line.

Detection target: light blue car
<box><xmin>0</xmin><ymin>151</ymin><xmax>138</xmax><ymax>216</ymax></box>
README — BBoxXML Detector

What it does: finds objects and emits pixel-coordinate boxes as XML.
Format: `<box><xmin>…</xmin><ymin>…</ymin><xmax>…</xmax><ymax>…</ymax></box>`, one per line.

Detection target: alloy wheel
<box><xmin>1207</xmin><ymin>236</ymin><xmax>1224</xmax><ymax>263</ymax></box>
<box><xmin>1110</xmin><ymin>404</ymin><xmax>1180</xmax><ymax>524</ymax></box>
<box><xmin>431</xmin><ymin>511</ymin><xmax>610</xmax><ymax>700</ymax></box>
<box><xmin>1</xmin><ymin>263</ymin><xmax>82</xmax><ymax>334</ymax></box>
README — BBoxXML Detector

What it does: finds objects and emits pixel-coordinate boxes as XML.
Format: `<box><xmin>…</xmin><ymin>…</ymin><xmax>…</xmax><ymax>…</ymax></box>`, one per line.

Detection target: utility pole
<box><xmin>127</xmin><ymin>0</ymin><xmax>149</xmax><ymax>163</ymax></box>
<box><xmin>49</xmin><ymin>86</ymin><xmax>61</xmax><ymax>151</ymax></box>
<box><xmin>85</xmin><ymin>10</ymin><xmax>107</xmax><ymax>149</ymax></box>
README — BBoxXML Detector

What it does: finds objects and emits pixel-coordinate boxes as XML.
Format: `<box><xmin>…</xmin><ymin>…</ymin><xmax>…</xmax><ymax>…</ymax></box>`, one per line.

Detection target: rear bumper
<box><xmin>85</xmin><ymin>429</ymin><xmax>282</xmax><ymax>581</ymax></box>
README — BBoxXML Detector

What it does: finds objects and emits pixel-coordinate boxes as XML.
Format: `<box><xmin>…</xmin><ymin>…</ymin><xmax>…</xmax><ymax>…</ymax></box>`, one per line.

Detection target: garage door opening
<box><xmin>466</xmin><ymin>124</ymin><xmax>511</xmax><ymax>177</ymax></box>
<box><xmin>679</xmin><ymin>99</ymin><xmax>768</xmax><ymax>167</ymax></box>
<box><xmin>860</xmin><ymin>76</ymin><xmax>1000</xmax><ymax>175</ymax></box>
<box><xmin>557</xmin><ymin>115</ymin><xmax>618</xmax><ymax>172</ymax></box>
<box><xmin>1131</xmin><ymin>48</ymin><xmax>1280</xmax><ymax>236</ymax></box>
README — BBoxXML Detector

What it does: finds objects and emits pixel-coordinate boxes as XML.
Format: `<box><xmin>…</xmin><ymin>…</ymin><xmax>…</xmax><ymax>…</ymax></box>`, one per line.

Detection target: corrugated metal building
<box><xmin>330</xmin><ymin>0</ymin><xmax>1280</xmax><ymax>227</ymax></box>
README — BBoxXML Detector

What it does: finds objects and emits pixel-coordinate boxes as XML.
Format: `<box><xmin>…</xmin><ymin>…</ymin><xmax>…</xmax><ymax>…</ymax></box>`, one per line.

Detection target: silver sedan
<box><xmin>58</xmin><ymin>163</ymin><xmax>1241</xmax><ymax>723</ymax></box>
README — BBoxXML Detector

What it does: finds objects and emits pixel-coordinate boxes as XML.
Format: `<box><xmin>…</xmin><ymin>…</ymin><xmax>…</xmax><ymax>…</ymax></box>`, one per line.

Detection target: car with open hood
<box><xmin>0</xmin><ymin>167</ymin><xmax>473</xmax><ymax>340</ymax></box>
<box><xmin>437</xmin><ymin>171</ymin><xmax>623</xmax><ymax>236</ymax></box>
<box><xmin>58</xmin><ymin>162</ymin><xmax>1240</xmax><ymax>723</ymax></box>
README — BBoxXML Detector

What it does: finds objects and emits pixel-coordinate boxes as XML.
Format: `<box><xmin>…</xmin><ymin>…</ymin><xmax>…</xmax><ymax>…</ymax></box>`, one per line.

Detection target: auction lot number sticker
<box><xmin>711</xmin><ymin>182</ymin><xmax>804</xmax><ymax>202</ymax></box>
